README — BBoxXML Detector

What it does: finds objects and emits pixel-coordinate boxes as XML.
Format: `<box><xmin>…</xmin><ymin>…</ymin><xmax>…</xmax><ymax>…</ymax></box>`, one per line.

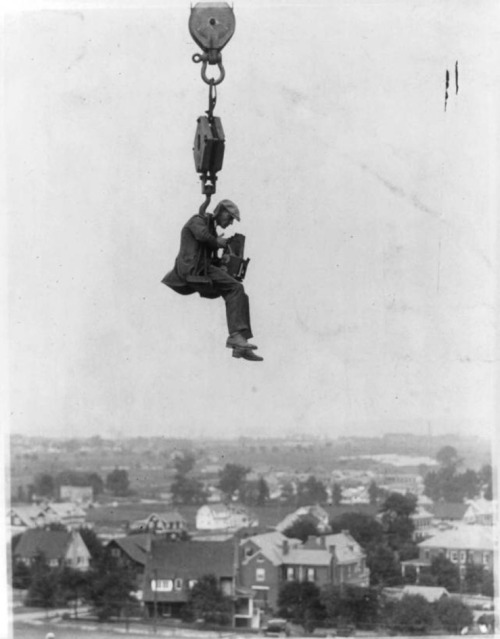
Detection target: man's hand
<box><xmin>217</xmin><ymin>236</ymin><xmax>228</xmax><ymax>249</ymax></box>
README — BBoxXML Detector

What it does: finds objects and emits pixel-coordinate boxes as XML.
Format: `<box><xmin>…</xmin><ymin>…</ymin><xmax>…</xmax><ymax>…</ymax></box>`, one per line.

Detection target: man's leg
<box><xmin>206</xmin><ymin>266</ymin><xmax>253</xmax><ymax>340</ymax></box>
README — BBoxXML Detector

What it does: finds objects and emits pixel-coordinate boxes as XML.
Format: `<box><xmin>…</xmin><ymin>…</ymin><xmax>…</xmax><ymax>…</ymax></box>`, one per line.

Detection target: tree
<box><xmin>278</xmin><ymin>581</ymin><xmax>325</xmax><ymax>632</ymax></box>
<box><xmin>240</xmin><ymin>477</ymin><xmax>270</xmax><ymax>506</ymax></box>
<box><xmin>185</xmin><ymin>574</ymin><xmax>233</xmax><ymax>625</ymax></box>
<box><xmin>25</xmin><ymin>553</ymin><xmax>61</xmax><ymax>608</ymax></box>
<box><xmin>331</xmin><ymin>483</ymin><xmax>342</xmax><ymax>506</ymax></box>
<box><xmin>330</xmin><ymin>513</ymin><xmax>384</xmax><ymax>549</ymax></box>
<box><xmin>479</xmin><ymin>464</ymin><xmax>493</xmax><ymax>500</ymax></box>
<box><xmin>424</xmin><ymin>465</ymin><xmax>480</xmax><ymax>503</ymax></box>
<box><xmin>366</xmin><ymin>543</ymin><xmax>402</xmax><ymax>587</ymax></box>
<box><xmin>379</xmin><ymin>492</ymin><xmax>417</xmax><ymax>553</ymax></box>
<box><xmin>321</xmin><ymin>585</ymin><xmax>379</xmax><ymax>629</ymax></box>
<box><xmin>436</xmin><ymin>597</ymin><xmax>473</xmax><ymax>634</ymax></box>
<box><xmin>464</xmin><ymin>563</ymin><xmax>485</xmax><ymax>595</ymax></box>
<box><xmin>33</xmin><ymin>473</ymin><xmax>55</xmax><ymax>498</ymax></box>
<box><xmin>436</xmin><ymin>445</ymin><xmax>460</xmax><ymax>469</ymax></box>
<box><xmin>280</xmin><ymin>481</ymin><xmax>296</xmax><ymax>505</ymax></box>
<box><xmin>85</xmin><ymin>554</ymin><xmax>137</xmax><ymax>621</ymax></box>
<box><xmin>173</xmin><ymin>450</ymin><xmax>196</xmax><ymax>475</ymax></box>
<box><xmin>170</xmin><ymin>474</ymin><xmax>207</xmax><ymax>505</ymax></box>
<box><xmin>429</xmin><ymin>554</ymin><xmax>460</xmax><ymax>592</ymax></box>
<box><xmin>389</xmin><ymin>594</ymin><xmax>434</xmax><ymax>635</ymax></box>
<box><xmin>218</xmin><ymin>463</ymin><xmax>249</xmax><ymax>499</ymax></box>
<box><xmin>282</xmin><ymin>516</ymin><xmax>320</xmax><ymax>543</ymax></box>
<box><xmin>105</xmin><ymin>468</ymin><xmax>130</xmax><ymax>496</ymax></box>
<box><xmin>296</xmin><ymin>476</ymin><xmax>327</xmax><ymax>506</ymax></box>
<box><xmin>58</xmin><ymin>566</ymin><xmax>89</xmax><ymax>614</ymax></box>
<box><xmin>368</xmin><ymin>480</ymin><xmax>379</xmax><ymax>505</ymax></box>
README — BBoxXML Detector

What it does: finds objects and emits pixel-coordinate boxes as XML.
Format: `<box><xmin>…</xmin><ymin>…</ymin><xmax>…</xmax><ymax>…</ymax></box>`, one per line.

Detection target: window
<box><xmin>174</xmin><ymin>578</ymin><xmax>183</xmax><ymax>590</ymax></box>
<box><xmin>460</xmin><ymin>551</ymin><xmax>466</xmax><ymax>564</ymax></box>
<box><xmin>256</xmin><ymin>568</ymin><xmax>265</xmax><ymax>582</ymax></box>
<box><xmin>151</xmin><ymin>579</ymin><xmax>173</xmax><ymax>592</ymax></box>
<box><xmin>111</xmin><ymin>548</ymin><xmax>121</xmax><ymax>558</ymax></box>
<box><xmin>286</xmin><ymin>567</ymin><xmax>294</xmax><ymax>581</ymax></box>
<box><xmin>306</xmin><ymin>568</ymin><xmax>315</xmax><ymax>582</ymax></box>
<box><xmin>49</xmin><ymin>559</ymin><xmax>59</xmax><ymax>567</ymax></box>
<box><xmin>188</xmin><ymin>580</ymin><xmax>198</xmax><ymax>589</ymax></box>
<box><xmin>424</xmin><ymin>550</ymin><xmax>430</xmax><ymax>561</ymax></box>
<box><xmin>245</xmin><ymin>547</ymin><xmax>254</xmax><ymax>558</ymax></box>
<box><xmin>483</xmin><ymin>552</ymin><xmax>490</xmax><ymax>565</ymax></box>
<box><xmin>451</xmin><ymin>551</ymin><xmax>458</xmax><ymax>563</ymax></box>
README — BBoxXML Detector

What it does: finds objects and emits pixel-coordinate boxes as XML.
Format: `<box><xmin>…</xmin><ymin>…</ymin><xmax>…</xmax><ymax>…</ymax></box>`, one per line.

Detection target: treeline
<box><xmin>14</xmin><ymin>468</ymin><xmax>132</xmax><ymax>502</ymax></box>
<box><xmin>276</xmin><ymin>582</ymin><xmax>483</xmax><ymax>635</ymax></box>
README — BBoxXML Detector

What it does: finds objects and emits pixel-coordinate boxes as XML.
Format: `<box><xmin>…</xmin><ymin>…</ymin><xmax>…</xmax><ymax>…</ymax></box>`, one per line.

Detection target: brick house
<box><xmin>238</xmin><ymin>531</ymin><xmax>370</xmax><ymax>614</ymax></box>
<box><xmin>401</xmin><ymin>525</ymin><xmax>495</xmax><ymax>581</ymax></box>
<box><xmin>239</xmin><ymin>532</ymin><xmax>302</xmax><ymax>612</ymax></box>
<box><xmin>13</xmin><ymin>529</ymin><xmax>91</xmax><ymax>571</ymax></box>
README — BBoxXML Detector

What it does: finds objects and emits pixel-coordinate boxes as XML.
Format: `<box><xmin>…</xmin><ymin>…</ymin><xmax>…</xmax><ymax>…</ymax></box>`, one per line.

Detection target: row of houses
<box><xmin>11</xmin><ymin>527</ymin><xmax>369</xmax><ymax>628</ymax></box>
<box><xmin>12</xmin><ymin>518</ymin><xmax>496</xmax><ymax>628</ymax></box>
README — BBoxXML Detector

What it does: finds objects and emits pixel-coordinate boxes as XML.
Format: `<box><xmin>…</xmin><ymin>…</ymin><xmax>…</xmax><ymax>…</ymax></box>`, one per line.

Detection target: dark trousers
<box><xmin>206</xmin><ymin>265</ymin><xmax>253</xmax><ymax>339</ymax></box>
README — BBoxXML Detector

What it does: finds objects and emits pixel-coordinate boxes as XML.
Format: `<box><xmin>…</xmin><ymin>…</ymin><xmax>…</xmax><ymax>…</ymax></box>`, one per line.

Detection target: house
<box><xmin>129</xmin><ymin>511</ymin><xmax>187</xmax><ymax>537</ymax></box>
<box><xmin>8</xmin><ymin>505</ymin><xmax>47</xmax><ymax>535</ymax></box>
<box><xmin>142</xmin><ymin>539</ymin><xmax>258</xmax><ymax>627</ymax></box>
<box><xmin>106</xmin><ymin>533</ymin><xmax>151</xmax><ymax>588</ymax></box>
<box><xmin>238</xmin><ymin>530</ymin><xmax>370</xmax><ymax>614</ymax></box>
<box><xmin>401</xmin><ymin>524</ymin><xmax>495</xmax><ymax>581</ymax></box>
<box><xmin>13</xmin><ymin>529</ymin><xmax>91</xmax><ymax>571</ymax></box>
<box><xmin>196</xmin><ymin>503</ymin><xmax>258</xmax><ymax>531</ymax></box>
<box><xmin>275</xmin><ymin>505</ymin><xmax>330</xmax><ymax>534</ymax></box>
<box><xmin>463</xmin><ymin>498</ymin><xmax>496</xmax><ymax>526</ymax></box>
<box><xmin>42</xmin><ymin>502</ymin><xmax>87</xmax><ymax>530</ymax></box>
<box><xmin>239</xmin><ymin>531</ymin><xmax>302</xmax><ymax>611</ymax></box>
<box><xmin>411</xmin><ymin>506</ymin><xmax>434</xmax><ymax>541</ymax></box>
<box><xmin>307</xmin><ymin>533</ymin><xmax>370</xmax><ymax>588</ymax></box>
<box><xmin>59</xmin><ymin>485</ymin><xmax>93</xmax><ymax>505</ymax></box>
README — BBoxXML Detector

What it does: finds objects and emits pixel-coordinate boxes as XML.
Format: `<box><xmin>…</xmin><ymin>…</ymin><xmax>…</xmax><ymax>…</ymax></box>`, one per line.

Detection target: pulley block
<box><xmin>189</xmin><ymin>2</ymin><xmax>236</xmax><ymax>59</ymax></box>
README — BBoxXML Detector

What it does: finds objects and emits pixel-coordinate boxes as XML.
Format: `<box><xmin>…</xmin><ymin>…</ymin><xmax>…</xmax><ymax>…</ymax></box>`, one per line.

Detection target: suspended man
<box><xmin>162</xmin><ymin>200</ymin><xmax>263</xmax><ymax>362</ymax></box>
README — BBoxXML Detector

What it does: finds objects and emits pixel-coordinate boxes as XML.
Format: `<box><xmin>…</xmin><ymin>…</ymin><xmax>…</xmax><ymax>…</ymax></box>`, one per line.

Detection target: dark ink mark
<box><xmin>455</xmin><ymin>60</ymin><xmax>459</xmax><ymax>94</ymax></box>
<box><xmin>444</xmin><ymin>69</ymin><xmax>449</xmax><ymax>111</ymax></box>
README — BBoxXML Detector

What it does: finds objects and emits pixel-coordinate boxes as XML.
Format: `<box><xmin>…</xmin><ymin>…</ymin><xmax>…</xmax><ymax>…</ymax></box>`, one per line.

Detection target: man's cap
<box><xmin>214</xmin><ymin>199</ymin><xmax>240</xmax><ymax>221</ymax></box>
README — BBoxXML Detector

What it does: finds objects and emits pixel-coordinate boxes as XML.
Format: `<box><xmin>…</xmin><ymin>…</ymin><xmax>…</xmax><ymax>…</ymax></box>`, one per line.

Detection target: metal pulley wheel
<box><xmin>189</xmin><ymin>2</ymin><xmax>236</xmax><ymax>85</ymax></box>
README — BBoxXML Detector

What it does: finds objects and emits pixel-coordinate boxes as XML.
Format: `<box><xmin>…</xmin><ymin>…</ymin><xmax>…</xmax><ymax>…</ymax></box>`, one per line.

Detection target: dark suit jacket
<box><xmin>162</xmin><ymin>214</ymin><xmax>220</xmax><ymax>296</ymax></box>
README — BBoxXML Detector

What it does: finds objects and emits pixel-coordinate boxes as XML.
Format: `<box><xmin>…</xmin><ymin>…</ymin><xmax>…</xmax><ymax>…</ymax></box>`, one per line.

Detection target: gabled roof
<box><xmin>428</xmin><ymin>502</ymin><xmax>468</xmax><ymax>520</ymax></box>
<box><xmin>322</xmin><ymin>533</ymin><xmax>364</xmax><ymax>564</ymax></box>
<box><xmin>14</xmin><ymin>529</ymin><xmax>74</xmax><ymax>560</ymax></box>
<box><xmin>418</xmin><ymin>525</ymin><xmax>494</xmax><ymax>551</ymax></box>
<box><xmin>145</xmin><ymin>539</ymin><xmax>236</xmax><ymax>579</ymax></box>
<box><xmin>9</xmin><ymin>505</ymin><xmax>45</xmax><ymax>526</ymax></box>
<box><xmin>241</xmin><ymin>531</ymin><xmax>301</xmax><ymax>566</ymax></box>
<box><xmin>108</xmin><ymin>534</ymin><xmax>151</xmax><ymax>565</ymax></box>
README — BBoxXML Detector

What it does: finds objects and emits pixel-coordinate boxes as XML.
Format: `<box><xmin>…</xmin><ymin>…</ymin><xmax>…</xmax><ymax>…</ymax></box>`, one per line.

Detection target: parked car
<box><xmin>264</xmin><ymin>619</ymin><xmax>291</xmax><ymax>637</ymax></box>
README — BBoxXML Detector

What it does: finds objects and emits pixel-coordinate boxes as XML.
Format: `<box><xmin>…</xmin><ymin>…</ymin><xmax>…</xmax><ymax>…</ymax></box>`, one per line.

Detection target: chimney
<box><xmin>282</xmin><ymin>539</ymin><xmax>289</xmax><ymax>555</ymax></box>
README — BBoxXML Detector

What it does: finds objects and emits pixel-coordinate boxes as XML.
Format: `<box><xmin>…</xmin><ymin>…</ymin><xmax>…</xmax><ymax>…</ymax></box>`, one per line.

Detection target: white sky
<box><xmin>3</xmin><ymin>0</ymin><xmax>499</xmax><ymax>441</ymax></box>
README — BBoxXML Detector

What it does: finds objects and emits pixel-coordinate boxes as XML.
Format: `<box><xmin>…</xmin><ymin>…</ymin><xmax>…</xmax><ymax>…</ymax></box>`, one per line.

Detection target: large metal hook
<box><xmin>198</xmin><ymin>192</ymin><xmax>212</xmax><ymax>216</ymax></box>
